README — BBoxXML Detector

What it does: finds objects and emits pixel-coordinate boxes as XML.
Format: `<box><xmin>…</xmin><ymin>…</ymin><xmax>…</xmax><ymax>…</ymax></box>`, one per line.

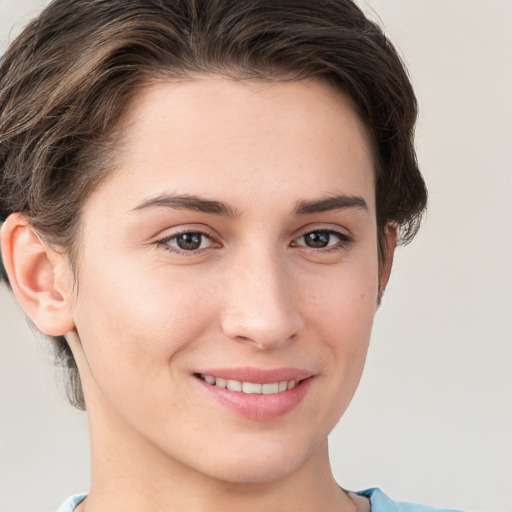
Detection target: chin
<box><xmin>192</xmin><ymin>436</ymin><xmax>322</xmax><ymax>485</ymax></box>
<box><xmin>208</xmin><ymin>460</ymin><xmax>302</xmax><ymax>485</ymax></box>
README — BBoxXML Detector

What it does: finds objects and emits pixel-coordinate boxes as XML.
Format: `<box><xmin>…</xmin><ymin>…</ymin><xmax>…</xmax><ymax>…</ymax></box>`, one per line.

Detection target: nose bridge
<box><xmin>220</xmin><ymin>246</ymin><xmax>302</xmax><ymax>349</ymax></box>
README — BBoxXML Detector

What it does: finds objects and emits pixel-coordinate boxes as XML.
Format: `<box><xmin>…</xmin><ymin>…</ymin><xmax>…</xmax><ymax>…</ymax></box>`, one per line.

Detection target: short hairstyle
<box><xmin>0</xmin><ymin>0</ymin><xmax>427</xmax><ymax>409</ymax></box>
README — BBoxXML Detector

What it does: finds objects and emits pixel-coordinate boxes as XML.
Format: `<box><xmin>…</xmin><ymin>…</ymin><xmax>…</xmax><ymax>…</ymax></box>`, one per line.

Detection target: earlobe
<box><xmin>0</xmin><ymin>213</ymin><xmax>75</xmax><ymax>336</ymax></box>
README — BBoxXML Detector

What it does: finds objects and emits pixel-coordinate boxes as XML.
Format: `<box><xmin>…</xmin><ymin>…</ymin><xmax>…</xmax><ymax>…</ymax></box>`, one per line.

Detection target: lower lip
<box><xmin>196</xmin><ymin>377</ymin><xmax>314</xmax><ymax>421</ymax></box>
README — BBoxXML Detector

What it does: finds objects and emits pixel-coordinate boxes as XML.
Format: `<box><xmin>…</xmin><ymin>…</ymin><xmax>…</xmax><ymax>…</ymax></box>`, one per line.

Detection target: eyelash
<box><xmin>155</xmin><ymin>228</ymin><xmax>353</xmax><ymax>256</ymax></box>
<box><xmin>291</xmin><ymin>229</ymin><xmax>353</xmax><ymax>253</ymax></box>
<box><xmin>156</xmin><ymin>230</ymin><xmax>217</xmax><ymax>255</ymax></box>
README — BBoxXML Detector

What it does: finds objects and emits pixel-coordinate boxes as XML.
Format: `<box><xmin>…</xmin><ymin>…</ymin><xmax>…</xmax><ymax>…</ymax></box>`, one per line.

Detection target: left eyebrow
<box><xmin>293</xmin><ymin>194</ymin><xmax>368</xmax><ymax>215</ymax></box>
<box><xmin>131</xmin><ymin>193</ymin><xmax>239</xmax><ymax>217</ymax></box>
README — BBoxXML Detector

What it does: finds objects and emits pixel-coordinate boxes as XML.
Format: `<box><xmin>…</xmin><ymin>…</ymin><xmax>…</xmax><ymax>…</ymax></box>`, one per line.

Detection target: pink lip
<box><xmin>193</xmin><ymin>367</ymin><xmax>315</xmax><ymax>421</ymax></box>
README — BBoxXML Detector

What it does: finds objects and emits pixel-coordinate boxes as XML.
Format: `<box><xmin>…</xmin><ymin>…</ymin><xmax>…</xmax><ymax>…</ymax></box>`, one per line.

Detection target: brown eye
<box><xmin>175</xmin><ymin>232</ymin><xmax>204</xmax><ymax>250</ymax></box>
<box><xmin>293</xmin><ymin>229</ymin><xmax>352</xmax><ymax>251</ymax></box>
<box><xmin>303</xmin><ymin>231</ymin><xmax>331</xmax><ymax>248</ymax></box>
<box><xmin>159</xmin><ymin>231</ymin><xmax>214</xmax><ymax>253</ymax></box>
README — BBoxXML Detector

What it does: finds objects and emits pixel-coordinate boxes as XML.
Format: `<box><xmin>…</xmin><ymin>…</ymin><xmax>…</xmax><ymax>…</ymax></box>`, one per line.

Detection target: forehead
<box><xmin>121</xmin><ymin>76</ymin><xmax>372</xmax><ymax>158</ymax></box>
<box><xmin>91</xmin><ymin>76</ymin><xmax>375</xmax><ymax>215</ymax></box>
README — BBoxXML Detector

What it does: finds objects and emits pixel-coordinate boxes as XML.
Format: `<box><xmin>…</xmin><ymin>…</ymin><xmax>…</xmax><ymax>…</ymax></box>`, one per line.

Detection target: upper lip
<box><xmin>194</xmin><ymin>367</ymin><xmax>314</xmax><ymax>384</ymax></box>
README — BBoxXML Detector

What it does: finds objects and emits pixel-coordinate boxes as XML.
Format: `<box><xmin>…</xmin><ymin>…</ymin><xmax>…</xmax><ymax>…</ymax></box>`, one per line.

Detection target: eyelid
<box><xmin>293</xmin><ymin>223</ymin><xmax>354</xmax><ymax>241</ymax></box>
<box><xmin>153</xmin><ymin>223</ymin><xmax>218</xmax><ymax>241</ymax></box>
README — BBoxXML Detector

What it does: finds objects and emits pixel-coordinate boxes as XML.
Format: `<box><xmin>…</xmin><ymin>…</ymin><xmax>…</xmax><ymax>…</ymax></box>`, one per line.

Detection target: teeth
<box><xmin>242</xmin><ymin>382</ymin><xmax>262</xmax><ymax>394</ymax></box>
<box><xmin>262</xmin><ymin>382</ymin><xmax>279</xmax><ymax>394</ymax></box>
<box><xmin>226</xmin><ymin>379</ymin><xmax>242</xmax><ymax>392</ymax></box>
<box><xmin>200</xmin><ymin>375</ymin><xmax>301</xmax><ymax>394</ymax></box>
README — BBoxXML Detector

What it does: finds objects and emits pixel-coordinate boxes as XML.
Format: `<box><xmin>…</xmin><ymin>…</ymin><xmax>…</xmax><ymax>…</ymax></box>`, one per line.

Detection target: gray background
<box><xmin>1</xmin><ymin>1</ymin><xmax>511</xmax><ymax>511</ymax></box>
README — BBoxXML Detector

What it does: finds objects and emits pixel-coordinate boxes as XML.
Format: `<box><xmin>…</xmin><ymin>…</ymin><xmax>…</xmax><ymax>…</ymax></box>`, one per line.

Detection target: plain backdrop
<box><xmin>0</xmin><ymin>1</ymin><xmax>511</xmax><ymax>511</ymax></box>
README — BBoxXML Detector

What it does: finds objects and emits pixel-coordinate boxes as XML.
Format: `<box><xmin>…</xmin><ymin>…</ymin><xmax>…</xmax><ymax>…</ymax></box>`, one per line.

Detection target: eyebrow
<box><xmin>132</xmin><ymin>193</ymin><xmax>239</xmax><ymax>217</ymax></box>
<box><xmin>132</xmin><ymin>192</ymin><xmax>368</xmax><ymax>217</ymax></box>
<box><xmin>293</xmin><ymin>194</ymin><xmax>368</xmax><ymax>215</ymax></box>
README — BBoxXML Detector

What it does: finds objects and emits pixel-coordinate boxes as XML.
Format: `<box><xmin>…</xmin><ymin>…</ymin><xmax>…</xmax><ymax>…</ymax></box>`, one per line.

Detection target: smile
<box><xmin>198</xmin><ymin>373</ymin><xmax>298</xmax><ymax>394</ymax></box>
<box><xmin>194</xmin><ymin>367</ymin><xmax>314</xmax><ymax>420</ymax></box>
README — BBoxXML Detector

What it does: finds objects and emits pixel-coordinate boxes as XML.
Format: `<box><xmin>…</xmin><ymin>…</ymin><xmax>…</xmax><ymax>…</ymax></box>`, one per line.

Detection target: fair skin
<box><xmin>1</xmin><ymin>77</ymin><xmax>395</xmax><ymax>512</ymax></box>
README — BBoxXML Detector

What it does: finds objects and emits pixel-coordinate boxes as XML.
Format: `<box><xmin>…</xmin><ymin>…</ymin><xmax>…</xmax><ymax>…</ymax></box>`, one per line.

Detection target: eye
<box><xmin>157</xmin><ymin>231</ymin><xmax>216</xmax><ymax>253</ymax></box>
<box><xmin>293</xmin><ymin>229</ymin><xmax>352</xmax><ymax>250</ymax></box>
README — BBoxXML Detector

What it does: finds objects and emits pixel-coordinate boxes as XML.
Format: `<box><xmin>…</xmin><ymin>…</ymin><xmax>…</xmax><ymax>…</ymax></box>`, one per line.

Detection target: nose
<box><xmin>220</xmin><ymin>252</ymin><xmax>303</xmax><ymax>350</ymax></box>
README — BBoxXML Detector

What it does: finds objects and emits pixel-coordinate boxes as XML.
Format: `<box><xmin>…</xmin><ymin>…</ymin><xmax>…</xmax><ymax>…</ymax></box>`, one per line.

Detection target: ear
<box><xmin>378</xmin><ymin>223</ymin><xmax>398</xmax><ymax>304</ymax></box>
<box><xmin>0</xmin><ymin>213</ymin><xmax>76</xmax><ymax>336</ymax></box>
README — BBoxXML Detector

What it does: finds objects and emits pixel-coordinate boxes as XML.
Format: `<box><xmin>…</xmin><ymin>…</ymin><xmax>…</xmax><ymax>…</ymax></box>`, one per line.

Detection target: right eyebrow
<box><xmin>131</xmin><ymin>193</ymin><xmax>239</xmax><ymax>217</ymax></box>
<box><xmin>293</xmin><ymin>194</ymin><xmax>368</xmax><ymax>216</ymax></box>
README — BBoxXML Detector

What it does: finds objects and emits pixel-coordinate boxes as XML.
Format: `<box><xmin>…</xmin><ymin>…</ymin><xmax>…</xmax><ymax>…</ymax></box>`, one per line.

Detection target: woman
<box><xmin>0</xmin><ymin>1</ymin><xmax>462</xmax><ymax>511</ymax></box>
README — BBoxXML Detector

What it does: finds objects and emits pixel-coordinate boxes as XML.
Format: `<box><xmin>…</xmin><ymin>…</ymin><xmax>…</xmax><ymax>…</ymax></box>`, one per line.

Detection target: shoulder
<box><xmin>357</xmin><ymin>488</ymin><xmax>466</xmax><ymax>512</ymax></box>
<box><xmin>56</xmin><ymin>494</ymin><xmax>87</xmax><ymax>512</ymax></box>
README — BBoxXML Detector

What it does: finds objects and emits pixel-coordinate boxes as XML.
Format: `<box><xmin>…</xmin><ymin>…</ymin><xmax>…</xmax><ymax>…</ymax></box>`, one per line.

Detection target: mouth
<box><xmin>195</xmin><ymin>373</ymin><xmax>301</xmax><ymax>394</ymax></box>
<box><xmin>193</xmin><ymin>368</ymin><xmax>314</xmax><ymax>420</ymax></box>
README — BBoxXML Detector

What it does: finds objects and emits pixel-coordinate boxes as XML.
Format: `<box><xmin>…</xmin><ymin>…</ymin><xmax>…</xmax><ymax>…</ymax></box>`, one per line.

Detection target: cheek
<box><xmin>302</xmin><ymin>257</ymin><xmax>379</xmax><ymax>370</ymax></box>
<box><xmin>293</xmin><ymin>261</ymin><xmax>379</xmax><ymax>439</ymax></box>
<box><xmin>307</xmin><ymin>258</ymin><xmax>378</xmax><ymax>328</ymax></box>
<box><xmin>72</xmin><ymin>261</ymin><xmax>216</xmax><ymax>390</ymax></box>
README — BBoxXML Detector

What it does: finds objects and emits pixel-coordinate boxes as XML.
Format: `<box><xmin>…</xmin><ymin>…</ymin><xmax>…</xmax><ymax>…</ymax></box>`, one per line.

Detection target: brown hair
<box><xmin>0</xmin><ymin>0</ymin><xmax>427</xmax><ymax>409</ymax></box>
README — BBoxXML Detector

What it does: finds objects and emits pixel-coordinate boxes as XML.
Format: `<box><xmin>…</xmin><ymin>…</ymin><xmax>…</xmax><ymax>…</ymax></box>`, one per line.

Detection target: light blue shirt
<box><xmin>56</xmin><ymin>488</ymin><xmax>465</xmax><ymax>511</ymax></box>
<box><xmin>57</xmin><ymin>494</ymin><xmax>86</xmax><ymax>512</ymax></box>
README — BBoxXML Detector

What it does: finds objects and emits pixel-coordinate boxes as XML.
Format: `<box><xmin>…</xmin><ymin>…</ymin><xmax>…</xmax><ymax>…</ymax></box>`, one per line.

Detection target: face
<box><xmin>67</xmin><ymin>77</ymin><xmax>387</xmax><ymax>484</ymax></box>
